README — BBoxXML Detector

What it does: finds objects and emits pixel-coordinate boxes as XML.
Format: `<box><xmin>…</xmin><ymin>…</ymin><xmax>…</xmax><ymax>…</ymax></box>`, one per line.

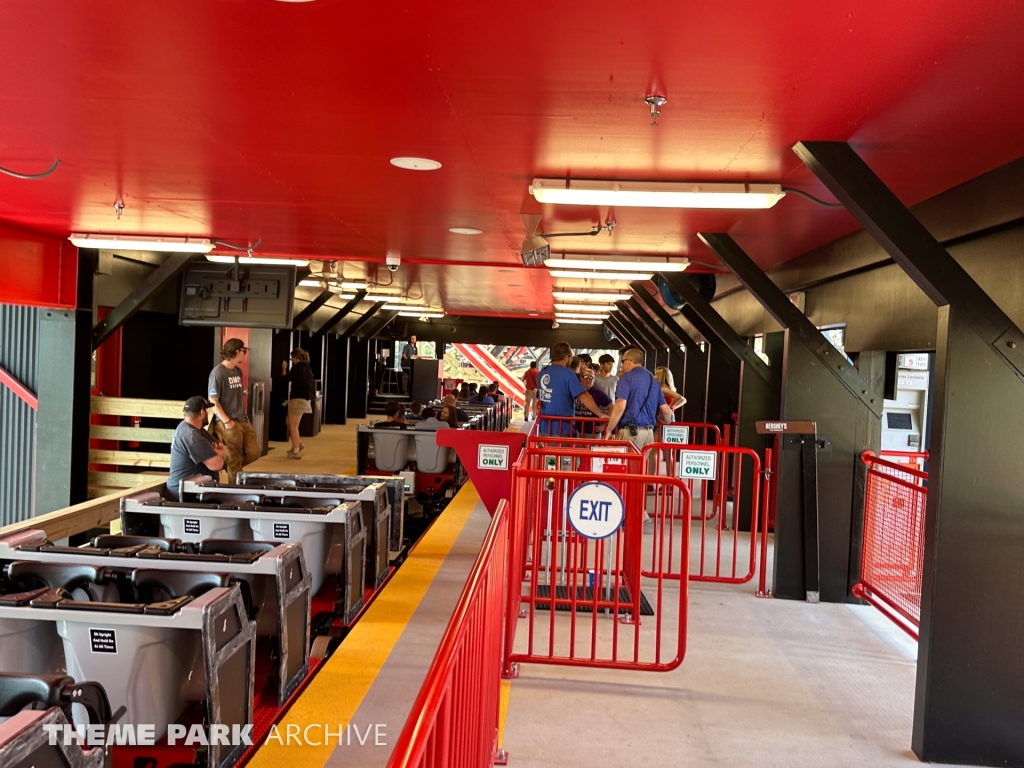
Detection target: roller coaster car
<box><xmin>0</xmin><ymin>673</ymin><xmax>111</xmax><ymax>768</ymax></box>
<box><xmin>0</xmin><ymin>560</ymin><xmax>255</xmax><ymax>768</ymax></box>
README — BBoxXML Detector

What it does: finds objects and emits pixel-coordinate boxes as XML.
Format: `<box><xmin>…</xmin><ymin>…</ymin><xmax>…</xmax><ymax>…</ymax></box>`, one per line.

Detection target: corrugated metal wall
<box><xmin>0</xmin><ymin>304</ymin><xmax>38</xmax><ymax>525</ymax></box>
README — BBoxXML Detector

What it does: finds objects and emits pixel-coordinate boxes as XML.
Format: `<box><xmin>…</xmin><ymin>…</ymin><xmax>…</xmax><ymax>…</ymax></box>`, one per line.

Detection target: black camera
<box><xmin>628</xmin><ymin>423</ymin><xmax>638</xmax><ymax>437</ymax></box>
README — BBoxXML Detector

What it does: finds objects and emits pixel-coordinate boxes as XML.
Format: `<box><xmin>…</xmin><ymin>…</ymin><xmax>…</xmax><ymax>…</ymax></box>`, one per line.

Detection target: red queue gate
<box><xmin>640</xmin><ymin>443</ymin><xmax>771</xmax><ymax>590</ymax></box>
<box><xmin>504</xmin><ymin>452</ymin><xmax>691</xmax><ymax>676</ymax></box>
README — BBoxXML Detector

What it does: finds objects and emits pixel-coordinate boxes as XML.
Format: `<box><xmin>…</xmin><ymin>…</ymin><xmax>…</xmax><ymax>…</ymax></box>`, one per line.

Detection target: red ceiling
<box><xmin>1</xmin><ymin>0</ymin><xmax>1023</xmax><ymax>315</ymax></box>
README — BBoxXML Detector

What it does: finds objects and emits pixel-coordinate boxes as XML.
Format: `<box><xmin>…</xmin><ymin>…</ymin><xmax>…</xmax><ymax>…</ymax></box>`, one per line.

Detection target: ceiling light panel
<box><xmin>551</xmin><ymin>291</ymin><xmax>632</xmax><ymax>301</ymax></box>
<box><xmin>70</xmin><ymin>234</ymin><xmax>214</xmax><ymax>253</ymax></box>
<box><xmin>398</xmin><ymin>311</ymin><xmax>445</xmax><ymax>318</ymax></box>
<box><xmin>556</xmin><ymin>319</ymin><xmax>604</xmax><ymax>325</ymax></box>
<box><xmin>530</xmin><ymin>179</ymin><xmax>785</xmax><ymax>209</ymax></box>
<box><xmin>206</xmin><ymin>255</ymin><xmax>309</xmax><ymax>266</ymax></box>
<box><xmin>554</xmin><ymin>303</ymin><xmax>618</xmax><ymax>312</ymax></box>
<box><xmin>449</xmin><ymin>227</ymin><xmax>482</xmax><ymax>235</ymax></box>
<box><xmin>549</xmin><ymin>270</ymin><xmax>653</xmax><ymax>281</ymax></box>
<box><xmin>556</xmin><ymin>312</ymin><xmax>611</xmax><ymax>320</ymax></box>
<box><xmin>546</xmin><ymin>258</ymin><xmax>688</xmax><ymax>272</ymax></box>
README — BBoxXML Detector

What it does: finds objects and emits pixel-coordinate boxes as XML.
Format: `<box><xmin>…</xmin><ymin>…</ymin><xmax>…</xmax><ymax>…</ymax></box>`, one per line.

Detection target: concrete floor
<box><xmin>501</xmin><ymin>537</ymin><xmax>959</xmax><ymax>768</ymax></box>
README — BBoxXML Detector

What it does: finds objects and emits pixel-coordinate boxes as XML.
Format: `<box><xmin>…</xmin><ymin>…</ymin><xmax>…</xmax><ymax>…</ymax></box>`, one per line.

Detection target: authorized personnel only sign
<box><xmin>662</xmin><ymin>425</ymin><xmax>690</xmax><ymax>445</ymax></box>
<box><xmin>477</xmin><ymin>444</ymin><xmax>510</xmax><ymax>470</ymax></box>
<box><xmin>566</xmin><ymin>481</ymin><xmax>625</xmax><ymax>539</ymax></box>
<box><xmin>678</xmin><ymin>450</ymin><xmax>717</xmax><ymax>480</ymax></box>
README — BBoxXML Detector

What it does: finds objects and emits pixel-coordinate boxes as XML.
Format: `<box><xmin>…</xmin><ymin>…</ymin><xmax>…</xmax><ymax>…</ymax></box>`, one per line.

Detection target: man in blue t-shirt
<box><xmin>537</xmin><ymin>342</ymin><xmax>603</xmax><ymax>435</ymax></box>
<box><xmin>606</xmin><ymin>348</ymin><xmax>673</xmax><ymax>450</ymax></box>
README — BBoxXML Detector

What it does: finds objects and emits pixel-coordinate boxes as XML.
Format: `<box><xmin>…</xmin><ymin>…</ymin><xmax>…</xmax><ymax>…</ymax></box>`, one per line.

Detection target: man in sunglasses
<box><xmin>208</xmin><ymin>337</ymin><xmax>260</xmax><ymax>482</ymax></box>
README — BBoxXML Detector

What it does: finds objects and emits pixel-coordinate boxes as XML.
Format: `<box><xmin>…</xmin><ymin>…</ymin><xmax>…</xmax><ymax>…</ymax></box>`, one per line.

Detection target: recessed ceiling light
<box><xmin>528</xmin><ymin>312</ymin><xmax>539</xmax><ymax>317</ymax></box>
<box><xmin>390</xmin><ymin>157</ymin><xmax>442</xmax><ymax>171</ymax></box>
<box><xmin>449</xmin><ymin>227</ymin><xmax>482</xmax><ymax>235</ymax></box>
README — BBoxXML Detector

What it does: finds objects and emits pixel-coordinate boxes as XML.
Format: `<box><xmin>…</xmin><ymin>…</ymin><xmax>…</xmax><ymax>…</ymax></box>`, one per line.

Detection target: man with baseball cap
<box><xmin>208</xmin><ymin>338</ymin><xmax>259</xmax><ymax>482</ymax></box>
<box><xmin>166</xmin><ymin>396</ymin><xmax>226</xmax><ymax>500</ymax></box>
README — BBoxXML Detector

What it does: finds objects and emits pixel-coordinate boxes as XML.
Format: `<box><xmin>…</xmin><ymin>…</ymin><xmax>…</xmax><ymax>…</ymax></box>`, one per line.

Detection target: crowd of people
<box><xmin>526</xmin><ymin>343</ymin><xmax>686</xmax><ymax>450</ymax></box>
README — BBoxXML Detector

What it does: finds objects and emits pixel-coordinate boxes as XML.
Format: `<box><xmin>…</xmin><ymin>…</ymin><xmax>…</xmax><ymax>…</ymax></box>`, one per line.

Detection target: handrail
<box><xmin>0</xmin><ymin>362</ymin><xmax>37</xmax><ymax>410</ymax></box>
<box><xmin>0</xmin><ymin>481</ymin><xmax>164</xmax><ymax>541</ymax></box>
<box><xmin>387</xmin><ymin>499</ymin><xmax>509</xmax><ymax>767</ymax></box>
<box><xmin>860</xmin><ymin>450</ymin><xmax>928</xmax><ymax>482</ymax></box>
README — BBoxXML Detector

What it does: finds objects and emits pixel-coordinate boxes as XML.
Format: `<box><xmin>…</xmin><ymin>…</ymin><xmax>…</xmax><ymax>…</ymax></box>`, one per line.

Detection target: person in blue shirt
<box><xmin>606</xmin><ymin>348</ymin><xmax>674</xmax><ymax>449</ymax></box>
<box><xmin>470</xmin><ymin>387</ymin><xmax>495</xmax><ymax>405</ymax></box>
<box><xmin>537</xmin><ymin>342</ymin><xmax>603</xmax><ymax>435</ymax></box>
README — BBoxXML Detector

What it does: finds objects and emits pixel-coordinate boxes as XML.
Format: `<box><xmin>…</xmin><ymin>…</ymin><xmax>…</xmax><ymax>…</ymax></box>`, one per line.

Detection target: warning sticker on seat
<box><xmin>184</xmin><ymin>518</ymin><xmax>201</xmax><ymax>535</ymax></box>
<box><xmin>273</xmin><ymin>523</ymin><xmax>290</xmax><ymax>539</ymax></box>
<box><xmin>90</xmin><ymin>628</ymin><xmax>117</xmax><ymax>654</ymax></box>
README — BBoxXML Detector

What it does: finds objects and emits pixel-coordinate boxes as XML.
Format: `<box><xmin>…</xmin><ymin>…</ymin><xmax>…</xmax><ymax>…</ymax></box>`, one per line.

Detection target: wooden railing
<box><xmin>89</xmin><ymin>396</ymin><xmax>181</xmax><ymax>498</ymax></box>
<box><xmin>0</xmin><ymin>480</ymin><xmax>164</xmax><ymax>541</ymax></box>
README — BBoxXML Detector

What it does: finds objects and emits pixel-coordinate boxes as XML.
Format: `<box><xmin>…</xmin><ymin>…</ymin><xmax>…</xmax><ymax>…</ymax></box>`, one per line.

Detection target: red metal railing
<box><xmin>387</xmin><ymin>500</ymin><xmax>510</xmax><ymax>768</ymax></box>
<box><xmin>853</xmin><ymin>451</ymin><xmax>928</xmax><ymax>640</ymax></box>
<box><xmin>640</xmin><ymin>443</ymin><xmax>768</xmax><ymax>586</ymax></box>
<box><xmin>504</xmin><ymin>454</ymin><xmax>690</xmax><ymax>675</ymax></box>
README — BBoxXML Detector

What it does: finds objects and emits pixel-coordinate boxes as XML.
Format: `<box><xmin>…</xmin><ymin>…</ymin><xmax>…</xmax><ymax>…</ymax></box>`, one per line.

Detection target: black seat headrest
<box><xmin>199</xmin><ymin>540</ymin><xmax>276</xmax><ymax>556</ymax></box>
<box><xmin>4</xmin><ymin>562</ymin><xmax>107</xmax><ymax>593</ymax></box>
<box><xmin>199</xmin><ymin>492</ymin><xmax>263</xmax><ymax>505</ymax></box>
<box><xmin>91</xmin><ymin>534</ymin><xmax>184</xmax><ymax>552</ymax></box>
<box><xmin>131</xmin><ymin>569</ymin><xmax>231</xmax><ymax>599</ymax></box>
<box><xmin>281</xmin><ymin>495</ymin><xmax>342</xmax><ymax>509</ymax></box>
<box><xmin>0</xmin><ymin>673</ymin><xmax>72</xmax><ymax>716</ymax></box>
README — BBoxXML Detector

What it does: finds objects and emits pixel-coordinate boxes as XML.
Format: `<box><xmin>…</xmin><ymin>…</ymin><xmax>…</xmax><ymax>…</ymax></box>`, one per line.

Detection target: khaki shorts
<box><xmin>288</xmin><ymin>398</ymin><xmax>312</xmax><ymax>417</ymax></box>
<box><xmin>614</xmin><ymin>426</ymin><xmax>656</xmax><ymax>451</ymax></box>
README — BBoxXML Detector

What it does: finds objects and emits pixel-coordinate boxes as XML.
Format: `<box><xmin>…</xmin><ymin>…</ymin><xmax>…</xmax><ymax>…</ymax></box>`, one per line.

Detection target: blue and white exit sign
<box><xmin>566</xmin><ymin>481</ymin><xmax>625</xmax><ymax>539</ymax></box>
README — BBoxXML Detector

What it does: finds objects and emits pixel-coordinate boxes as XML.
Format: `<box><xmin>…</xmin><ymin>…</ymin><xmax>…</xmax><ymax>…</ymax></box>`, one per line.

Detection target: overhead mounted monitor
<box><xmin>179</xmin><ymin>262</ymin><xmax>296</xmax><ymax>328</ymax></box>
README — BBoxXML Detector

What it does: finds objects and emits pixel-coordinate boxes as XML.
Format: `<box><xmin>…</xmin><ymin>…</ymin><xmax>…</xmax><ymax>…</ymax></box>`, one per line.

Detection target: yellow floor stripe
<box><xmin>498</xmin><ymin>679</ymin><xmax>512</xmax><ymax>749</ymax></box>
<box><xmin>247</xmin><ymin>481</ymin><xmax>481</xmax><ymax>768</ymax></box>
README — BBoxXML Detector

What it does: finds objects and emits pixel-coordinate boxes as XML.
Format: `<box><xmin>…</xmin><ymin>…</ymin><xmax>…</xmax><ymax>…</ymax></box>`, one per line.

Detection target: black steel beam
<box><xmin>339</xmin><ymin>302</ymin><xmax>386</xmax><ymax>339</ymax></box>
<box><xmin>310</xmin><ymin>290</ymin><xmax>367</xmax><ymax>340</ymax></box>
<box><xmin>92</xmin><ymin>252</ymin><xmax>193</xmax><ymax>348</ymax></box>
<box><xmin>605</xmin><ymin>315</ymin><xmax>641</xmax><ymax>349</ymax></box>
<box><xmin>606</xmin><ymin>311</ymin><xmax>645</xmax><ymax>349</ymax></box>
<box><xmin>292</xmin><ymin>289</ymin><xmax>334</xmax><ymax>330</ymax></box>
<box><xmin>795</xmin><ymin>139</ymin><xmax>1024</xmax><ymax>765</ymax></box>
<box><xmin>613</xmin><ymin>302</ymin><xmax>661</xmax><ymax>349</ymax></box>
<box><xmin>699</xmin><ymin>233</ymin><xmax>882</xmax><ymax>417</ymax></box>
<box><xmin>626</xmin><ymin>286</ymin><xmax>692</xmax><ymax>348</ymax></box>
<box><xmin>793</xmin><ymin>140</ymin><xmax>1024</xmax><ymax>380</ymax></box>
<box><xmin>357</xmin><ymin>310</ymin><xmax>399</xmax><ymax>341</ymax></box>
<box><xmin>624</xmin><ymin>298</ymin><xmax>677</xmax><ymax>350</ymax></box>
<box><xmin>658</xmin><ymin>272</ymin><xmax>778</xmax><ymax>388</ymax></box>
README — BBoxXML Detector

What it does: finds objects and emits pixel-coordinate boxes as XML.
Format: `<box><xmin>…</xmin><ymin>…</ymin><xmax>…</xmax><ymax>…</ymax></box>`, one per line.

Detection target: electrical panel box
<box><xmin>179</xmin><ymin>263</ymin><xmax>296</xmax><ymax>328</ymax></box>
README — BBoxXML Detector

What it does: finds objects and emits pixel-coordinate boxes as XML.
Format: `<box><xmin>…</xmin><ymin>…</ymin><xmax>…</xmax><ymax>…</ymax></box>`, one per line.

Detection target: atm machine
<box><xmin>881</xmin><ymin>353</ymin><xmax>930</xmax><ymax>452</ymax></box>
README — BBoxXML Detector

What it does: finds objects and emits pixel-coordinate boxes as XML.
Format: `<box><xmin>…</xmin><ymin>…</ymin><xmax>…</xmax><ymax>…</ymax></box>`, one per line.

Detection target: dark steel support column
<box><xmin>796</xmin><ymin>140</ymin><xmax>1024</xmax><ymax>765</ymax></box>
<box><xmin>605</xmin><ymin>315</ymin><xmax>642</xmax><ymax>350</ymax></box>
<box><xmin>659</xmin><ymin>272</ymin><xmax>781</xmax><ymax>529</ymax></box>
<box><xmin>292</xmin><ymin>289</ymin><xmax>334</xmax><ymax>330</ymax></box>
<box><xmin>613</xmin><ymin>301</ymin><xmax>661</xmax><ymax>350</ymax></box>
<box><xmin>310</xmin><ymin>291</ymin><xmax>367</xmax><ymax>341</ymax></box>
<box><xmin>631</xmin><ymin>283</ymin><xmax>710</xmax><ymax>422</ymax></box>
<box><xmin>322</xmin><ymin>335</ymin><xmax>350</xmax><ymax>425</ymax></box>
<box><xmin>624</xmin><ymin>298</ymin><xmax>677</xmax><ymax>350</ymax></box>
<box><xmin>339</xmin><ymin>302</ymin><xmax>386</xmax><ymax>339</ymax></box>
<box><xmin>92</xmin><ymin>252</ymin><xmax>193</xmax><ymax>348</ymax></box>
<box><xmin>699</xmin><ymin>232</ymin><xmax>882</xmax><ymax>603</ymax></box>
<box><xmin>357</xmin><ymin>310</ymin><xmax>399</xmax><ymax>341</ymax></box>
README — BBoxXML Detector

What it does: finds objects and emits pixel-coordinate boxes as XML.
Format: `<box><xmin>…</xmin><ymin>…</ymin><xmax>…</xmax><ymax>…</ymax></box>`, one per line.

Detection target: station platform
<box><xmin>247</xmin><ymin>475</ymin><xmax>492</xmax><ymax>767</ymax></box>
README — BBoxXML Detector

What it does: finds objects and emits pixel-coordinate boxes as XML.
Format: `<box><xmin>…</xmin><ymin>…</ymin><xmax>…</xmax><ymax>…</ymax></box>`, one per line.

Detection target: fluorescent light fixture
<box><xmin>364</xmin><ymin>294</ymin><xmax>407</xmax><ymax>303</ymax></box>
<box><xmin>330</xmin><ymin>293</ymin><xmax>357</xmax><ymax>300</ymax></box>
<box><xmin>299</xmin><ymin>278</ymin><xmax>323</xmax><ymax>287</ymax></box>
<box><xmin>206</xmin><ymin>255</ymin><xmax>309</xmax><ymax>267</ymax></box>
<box><xmin>382</xmin><ymin>303</ymin><xmax>428</xmax><ymax>310</ymax></box>
<box><xmin>398</xmin><ymin>311</ymin><xmax>445</xmax><ymax>318</ymax></box>
<box><xmin>554</xmin><ymin>303</ymin><xmax>619</xmax><ymax>312</ymax></box>
<box><xmin>529</xmin><ymin>179</ymin><xmax>785</xmax><ymax>209</ymax></box>
<box><xmin>552</xmin><ymin>291</ymin><xmax>632</xmax><ymax>301</ymax></box>
<box><xmin>549</xmin><ymin>270</ymin><xmax>653</xmax><ymax>281</ymax></box>
<box><xmin>69</xmin><ymin>234</ymin><xmax>214</xmax><ymax>253</ymax></box>
<box><xmin>390</xmin><ymin>157</ymin><xmax>442</xmax><ymax>171</ymax></box>
<box><xmin>556</xmin><ymin>312</ymin><xmax>610</xmax><ymax>320</ymax></box>
<box><xmin>325</xmin><ymin>281</ymin><xmax>369</xmax><ymax>290</ymax></box>
<box><xmin>556</xmin><ymin>318</ymin><xmax>604</xmax><ymax>325</ymax></box>
<box><xmin>449</xmin><ymin>227</ymin><xmax>482</xmax><ymax>235</ymax></box>
<box><xmin>546</xmin><ymin>257</ymin><xmax>688</xmax><ymax>272</ymax></box>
